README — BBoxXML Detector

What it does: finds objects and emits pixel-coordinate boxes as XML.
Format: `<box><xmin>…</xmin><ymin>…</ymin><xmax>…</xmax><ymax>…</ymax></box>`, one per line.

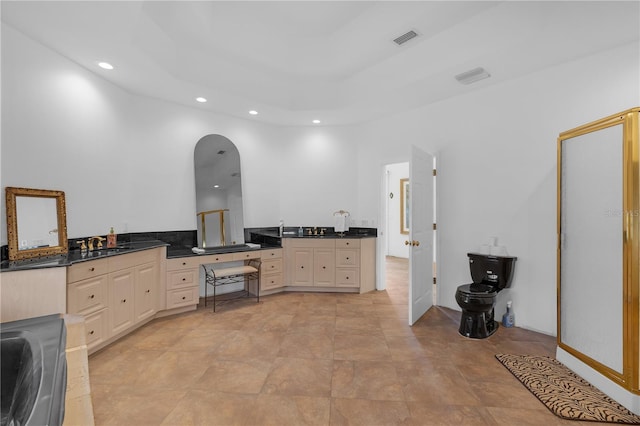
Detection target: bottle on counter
<box><xmin>279</xmin><ymin>220</ymin><xmax>284</xmax><ymax>237</ymax></box>
<box><xmin>107</xmin><ymin>227</ymin><xmax>117</xmax><ymax>248</ymax></box>
<box><xmin>502</xmin><ymin>300</ymin><xmax>515</xmax><ymax>328</ymax></box>
<box><xmin>298</xmin><ymin>226</ymin><xmax>303</xmax><ymax>237</ymax></box>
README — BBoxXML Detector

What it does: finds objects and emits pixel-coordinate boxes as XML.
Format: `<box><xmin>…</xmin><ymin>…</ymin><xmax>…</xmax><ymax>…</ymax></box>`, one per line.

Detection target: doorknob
<box><xmin>405</xmin><ymin>240</ymin><xmax>410</xmax><ymax>246</ymax></box>
<box><xmin>405</xmin><ymin>240</ymin><xmax>420</xmax><ymax>246</ymax></box>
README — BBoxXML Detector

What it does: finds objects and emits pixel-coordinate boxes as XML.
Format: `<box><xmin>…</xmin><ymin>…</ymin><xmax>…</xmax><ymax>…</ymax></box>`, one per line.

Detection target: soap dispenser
<box><xmin>502</xmin><ymin>301</ymin><xmax>515</xmax><ymax>328</ymax></box>
<box><xmin>107</xmin><ymin>227</ymin><xmax>117</xmax><ymax>248</ymax></box>
<box><xmin>279</xmin><ymin>220</ymin><xmax>284</xmax><ymax>237</ymax></box>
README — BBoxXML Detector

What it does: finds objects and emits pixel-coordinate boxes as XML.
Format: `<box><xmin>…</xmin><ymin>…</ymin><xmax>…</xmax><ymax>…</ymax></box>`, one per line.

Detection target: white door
<box><xmin>408</xmin><ymin>145</ymin><xmax>434</xmax><ymax>325</ymax></box>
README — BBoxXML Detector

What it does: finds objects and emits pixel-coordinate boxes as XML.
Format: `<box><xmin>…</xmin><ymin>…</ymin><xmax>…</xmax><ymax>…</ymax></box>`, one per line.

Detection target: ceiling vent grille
<box><xmin>217</xmin><ymin>150</ymin><xmax>226</xmax><ymax>155</ymax></box>
<box><xmin>455</xmin><ymin>67</ymin><xmax>491</xmax><ymax>85</ymax></box>
<box><xmin>393</xmin><ymin>30</ymin><xmax>419</xmax><ymax>46</ymax></box>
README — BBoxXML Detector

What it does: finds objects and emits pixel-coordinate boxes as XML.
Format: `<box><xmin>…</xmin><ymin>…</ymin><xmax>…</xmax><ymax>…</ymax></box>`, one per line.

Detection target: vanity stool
<box><xmin>202</xmin><ymin>259</ymin><xmax>261</xmax><ymax>312</ymax></box>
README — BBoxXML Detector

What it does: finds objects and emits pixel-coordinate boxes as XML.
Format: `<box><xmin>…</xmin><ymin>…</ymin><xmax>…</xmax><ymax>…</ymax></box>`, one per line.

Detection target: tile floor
<box><xmin>88</xmin><ymin>257</ymin><xmax>598</xmax><ymax>425</ymax></box>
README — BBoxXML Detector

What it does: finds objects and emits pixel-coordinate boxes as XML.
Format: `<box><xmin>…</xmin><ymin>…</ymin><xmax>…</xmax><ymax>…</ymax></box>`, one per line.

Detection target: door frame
<box><xmin>377</xmin><ymin>154</ymin><xmax>439</xmax><ymax>307</ymax></box>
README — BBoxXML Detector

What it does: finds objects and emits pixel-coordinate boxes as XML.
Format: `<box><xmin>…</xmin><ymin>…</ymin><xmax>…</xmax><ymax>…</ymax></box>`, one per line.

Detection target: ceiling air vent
<box><xmin>217</xmin><ymin>150</ymin><xmax>226</xmax><ymax>155</ymax></box>
<box><xmin>455</xmin><ymin>67</ymin><xmax>491</xmax><ymax>85</ymax></box>
<box><xmin>393</xmin><ymin>30</ymin><xmax>419</xmax><ymax>46</ymax></box>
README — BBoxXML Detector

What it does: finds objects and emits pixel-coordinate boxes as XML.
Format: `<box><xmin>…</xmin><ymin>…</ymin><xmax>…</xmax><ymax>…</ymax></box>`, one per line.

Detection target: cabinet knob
<box><xmin>121</xmin><ymin>299</ymin><xmax>127</xmax><ymax>303</ymax></box>
<box><xmin>89</xmin><ymin>330</ymin><xmax>94</xmax><ymax>335</ymax></box>
<box><xmin>182</xmin><ymin>262</ymin><xmax>187</xmax><ymax>266</ymax></box>
<box><xmin>145</xmin><ymin>289</ymin><xmax>150</xmax><ymax>293</ymax></box>
<box><xmin>346</xmin><ymin>257</ymin><xmax>350</xmax><ymax>260</ymax></box>
<box><xmin>322</xmin><ymin>266</ymin><xmax>326</xmax><ymax>269</ymax></box>
<box><xmin>90</xmin><ymin>294</ymin><xmax>95</xmax><ymax>299</ymax></box>
<box><xmin>90</xmin><ymin>267</ymin><xmax>95</xmax><ymax>272</ymax></box>
<box><xmin>182</xmin><ymin>278</ymin><xmax>186</xmax><ymax>281</ymax></box>
<box><xmin>346</xmin><ymin>242</ymin><xmax>350</xmax><ymax>245</ymax></box>
<box><xmin>182</xmin><ymin>296</ymin><xmax>186</xmax><ymax>300</ymax></box>
<box><xmin>301</xmin><ymin>266</ymin><xmax>304</xmax><ymax>269</ymax></box>
<box><xmin>346</xmin><ymin>276</ymin><xmax>350</xmax><ymax>280</ymax></box>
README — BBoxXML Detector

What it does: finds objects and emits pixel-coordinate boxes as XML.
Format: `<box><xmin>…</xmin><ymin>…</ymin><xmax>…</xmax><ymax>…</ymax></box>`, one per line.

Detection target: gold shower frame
<box><xmin>557</xmin><ymin>107</ymin><xmax>639</xmax><ymax>393</ymax></box>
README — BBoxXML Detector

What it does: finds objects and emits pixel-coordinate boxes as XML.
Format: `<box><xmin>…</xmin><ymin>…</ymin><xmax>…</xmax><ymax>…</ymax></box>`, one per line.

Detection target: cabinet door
<box><xmin>67</xmin><ymin>275</ymin><xmax>108</xmax><ymax>315</ymax></box>
<box><xmin>292</xmin><ymin>248</ymin><xmax>313</xmax><ymax>286</ymax></box>
<box><xmin>109</xmin><ymin>268</ymin><xmax>135</xmax><ymax>336</ymax></box>
<box><xmin>135</xmin><ymin>262</ymin><xmax>157</xmax><ymax>323</ymax></box>
<box><xmin>314</xmin><ymin>248</ymin><xmax>335</xmax><ymax>287</ymax></box>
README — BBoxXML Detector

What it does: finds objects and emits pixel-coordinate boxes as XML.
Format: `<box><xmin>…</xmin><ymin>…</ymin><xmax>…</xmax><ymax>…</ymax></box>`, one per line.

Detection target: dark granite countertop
<box><xmin>165</xmin><ymin>243</ymin><xmax>275</xmax><ymax>259</ymax></box>
<box><xmin>0</xmin><ymin>240</ymin><xmax>168</xmax><ymax>272</ymax></box>
<box><xmin>250</xmin><ymin>227</ymin><xmax>377</xmax><ymax>240</ymax></box>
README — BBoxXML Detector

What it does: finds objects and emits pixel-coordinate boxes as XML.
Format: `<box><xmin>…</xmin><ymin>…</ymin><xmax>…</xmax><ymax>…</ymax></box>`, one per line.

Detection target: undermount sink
<box><xmin>1</xmin><ymin>315</ymin><xmax>67</xmax><ymax>426</ymax></box>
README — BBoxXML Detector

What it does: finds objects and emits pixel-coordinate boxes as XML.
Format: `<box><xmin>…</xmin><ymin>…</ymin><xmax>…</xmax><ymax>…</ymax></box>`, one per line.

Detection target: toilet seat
<box><xmin>456</xmin><ymin>283</ymin><xmax>497</xmax><ymax>296</ymax></box>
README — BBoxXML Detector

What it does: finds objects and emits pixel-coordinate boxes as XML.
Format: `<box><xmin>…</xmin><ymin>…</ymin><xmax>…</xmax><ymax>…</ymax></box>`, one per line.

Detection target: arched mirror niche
<box><xmin>194</xmin><ymin>135</ymin><xmax>245</xmax><ymax>249</ymax></box>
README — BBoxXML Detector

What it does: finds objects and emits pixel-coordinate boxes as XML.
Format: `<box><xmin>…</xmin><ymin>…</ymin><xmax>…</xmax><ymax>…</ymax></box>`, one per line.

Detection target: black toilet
<box><xmin>455</xmin><ymin>253</ymin><xmax>517</xmax><ymax>339</ymax></box>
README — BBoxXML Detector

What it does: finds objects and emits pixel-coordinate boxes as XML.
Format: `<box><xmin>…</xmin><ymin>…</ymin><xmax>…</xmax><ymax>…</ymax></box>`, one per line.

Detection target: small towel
<box><xmin>334</xmin><ymin>212</ymin><xmax>350</xmax><ymax>233</ymax></box>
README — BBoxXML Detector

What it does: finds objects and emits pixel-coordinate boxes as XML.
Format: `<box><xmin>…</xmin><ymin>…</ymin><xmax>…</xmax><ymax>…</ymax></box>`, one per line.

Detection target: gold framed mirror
<box><xmin>400</xmin><ymin>178</ymin><xmax>410</xmax><ymax>235</ymax></box>
<box><xmin>5</xmin><ymin>187</ymin><xmax>68</xmax><ymax>261</ymax></box>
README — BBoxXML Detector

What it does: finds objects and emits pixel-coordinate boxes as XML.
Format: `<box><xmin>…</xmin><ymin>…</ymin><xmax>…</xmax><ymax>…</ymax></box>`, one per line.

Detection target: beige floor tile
<box><xmin>160</xmin><ymin>390</ymin><xmax>256</xmax><ymax>426</ymax></box>
<box><xmin>210</xmin><ymin>330</ymin><xmax>284</xmax><ymax>360</ymax></box>
<box><xmin>407</xmin><ymin>402</ymin><xmax>497</xmax><ymax>425</ymax></box>
<box><xmin>261</xmin><ymin>357</ymin><xmax>334</xmax><ymax>397</ymax></box>
<box><xmin>331</xmin><ymin>360</ymin><xmax>404</xmax><ymax>401</ymax></box>
<box><xmin>247</xmin><ymin>394</ymin><xmax>331</xmax><ymax>425</ymax></box>
<box><xmin>330</xmin><ymin>398</ymin><xmax>411</xmax><ymax>426</ymax></box>
<box><xmin>333</xmin><ymin>334</ymin><xmax>391</xmax><ymax>361</ymax></box>
<box><xmin>278</xmin><ymin>332</ymin><xmax>334</xmax><ymax>359</ymax></box>
<box><xmin>192</xmin><ymin>358</ymin><xmax>273</xmax><ymax>394</ymax></box>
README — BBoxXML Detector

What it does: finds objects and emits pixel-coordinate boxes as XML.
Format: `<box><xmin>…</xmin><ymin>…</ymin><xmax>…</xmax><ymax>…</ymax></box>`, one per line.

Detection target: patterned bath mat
<box><xmin>495</xmin><ymin>354</ymin><xmax>640</xmax><ymax>424</ymax></box>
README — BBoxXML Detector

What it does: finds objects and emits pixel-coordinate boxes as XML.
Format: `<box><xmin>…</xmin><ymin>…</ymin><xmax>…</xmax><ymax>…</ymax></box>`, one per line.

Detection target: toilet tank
<box><xmin>467</xmin><ymin>253</ymin><xmax>517</xmax><ymax>291</ymax></box>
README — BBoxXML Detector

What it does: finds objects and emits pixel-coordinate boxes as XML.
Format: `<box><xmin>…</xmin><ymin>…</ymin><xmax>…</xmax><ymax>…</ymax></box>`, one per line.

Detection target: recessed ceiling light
<box><xmin>213</xmin><ymin>184</ymin><xmax>220</xmax><ymax>188</ymax></box>
<box><xmin>312</xmin><ymin>119</ymin><xmax>321</xmax><ymax>124</ymax></box>
<box><xmin>196</xmin><ymin>97</ymin><xmax>207</xmax><ymax>103</ymax></box>
<box><xmin>98</xmin><ymin>62</ymin><xmax>114</xmax><ymax>70</ymax></box>
<box><xmin>249</xmin><ymin>110</ymin><xmax>258</xmax><ymax>115</ymax></box>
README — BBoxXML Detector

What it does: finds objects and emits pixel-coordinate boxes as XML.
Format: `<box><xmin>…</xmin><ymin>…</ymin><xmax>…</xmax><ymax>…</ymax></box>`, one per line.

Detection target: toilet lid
<box><xmin>457</xmin><ymin>283</ymin><xmax>497</xmax><ymax>295</ymax></box>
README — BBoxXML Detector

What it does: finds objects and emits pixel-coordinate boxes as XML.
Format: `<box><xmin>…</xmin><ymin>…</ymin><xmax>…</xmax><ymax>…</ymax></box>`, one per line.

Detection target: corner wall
<box><xmin>354</xmin><ymin>41</ymin><xmax>640</xmax><ymax>335</ymax></box>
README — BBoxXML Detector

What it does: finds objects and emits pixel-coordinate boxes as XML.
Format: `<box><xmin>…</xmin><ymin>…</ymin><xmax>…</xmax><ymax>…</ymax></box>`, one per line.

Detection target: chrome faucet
<box><xmin>88</xmin><ymin>236</ymin><xmax>105</xmax><ymax>251</ymax></box>
<box><xmin>313</xmin><ymin>227</ymin><xmax>318</xmax><ymax>235</ymax></box>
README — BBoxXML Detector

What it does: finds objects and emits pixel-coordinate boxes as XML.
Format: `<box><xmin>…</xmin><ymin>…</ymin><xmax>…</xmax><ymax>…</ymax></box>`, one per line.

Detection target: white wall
<box><xmin>385</xmin><ymin>162</ymin><xmax>409</xmax><ymax>258</ymax></box>
<box><xmin>0</xmin><ymin>24</ymin><xmax>360</xmax><ymax>243</ymax></box>
<box><xmin>354</xmin><ymin>41</ymin><xmax>640</xmax><ymax>335</ymax></box>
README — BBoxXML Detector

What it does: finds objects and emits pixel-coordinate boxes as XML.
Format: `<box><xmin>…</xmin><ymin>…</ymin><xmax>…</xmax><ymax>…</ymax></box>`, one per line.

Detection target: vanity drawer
<box><xmin>261</xmin><ymin>274</ymin><xmax>283</xmax><ymax>291</ymax></box>
<box><xmin>84</xmin><ymin>309</ymin><xmax>108</xmax><ymax>352</ymax></box>
<box><xmin>166</xmin><ymin>257</ymin><xmax>201</xmax><ymax>271</ymax></box>
<box><xmin>67</xmin><ymin>275</ymin><xmax>108</xmax><ymax>315</ymax></box>
<box><xmin>167</xmin><ymin>269</ymin><xmax>198</xmax><ymax>290</ymax></box>
<box><xmin>335</xmin><ymin>239</ymin><xmax>360</xmax><ymax>249</ymax></box>
<box><xmin>336</xmin><ymin>268</ymin><xmax>360</xmax><ymax>287</ymax></box>
<box><xmin>336</xmin><ymin>249</ymin><xmax>360</xmax><ymax>267</ymax></box>
<box><xmin>262</xmin><ymin>258</ymin><xmax>282</xmax><ymax>275</ymax></box>
<box><xmin>108</xmin><ymin>249</ymin><xmax>157</xmax><ymax>272</ymax></box>
<box><xmin>261</xmin><ymin>248</ymin><xmax>282</xmax><ymax>259</ymax></box>
<box><xmin>233</xmin><ymin>251</ymin><xmax>261</xmax><ymax>261</ymax></box>
<box><xmin>167</xmin><ymin>287</ymin><xmax>199</xmax><ymax>309</ymax></box>
<box><xmin>200</xmin><ymin>253</ymin><xmax>235</xmax><ymax>264</ymax></box>
<box><xmin>67</xmin><ymin>258</ymin><xmax>108</xmax><ymax>283</ymax></box>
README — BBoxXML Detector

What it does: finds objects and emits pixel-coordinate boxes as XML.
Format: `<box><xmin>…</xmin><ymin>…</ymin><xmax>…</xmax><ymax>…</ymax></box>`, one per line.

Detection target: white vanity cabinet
<box><xmin>66</xmin><ymin>247</ymin><xmax>162</xmax><ymax>354</ymax></box>
<box><xmin>335</xmin><ymin>239</ymin><xmax>361</xmax><ymax>288</ymax></box>
<box><xmin>282</xmin><ymin>237</ymin><xmax>376</xmax><ymax>293</ymax></box>
<box><xmin>165</xmin><ymin>256</ymin><xmax>202</xmax><ymax>309</ymax></box>
<box><xmin>260</xmin><ymin>248</ymin><xmax>283</xmax><ymax>292</ymax></box>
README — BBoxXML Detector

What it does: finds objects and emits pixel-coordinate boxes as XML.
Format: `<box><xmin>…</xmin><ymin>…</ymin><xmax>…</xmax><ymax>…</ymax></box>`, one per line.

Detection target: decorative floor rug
<box><xmin>495</xmin><ymin>354</ymin><xmax>640</xmax><ymax>424</ymax></box>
